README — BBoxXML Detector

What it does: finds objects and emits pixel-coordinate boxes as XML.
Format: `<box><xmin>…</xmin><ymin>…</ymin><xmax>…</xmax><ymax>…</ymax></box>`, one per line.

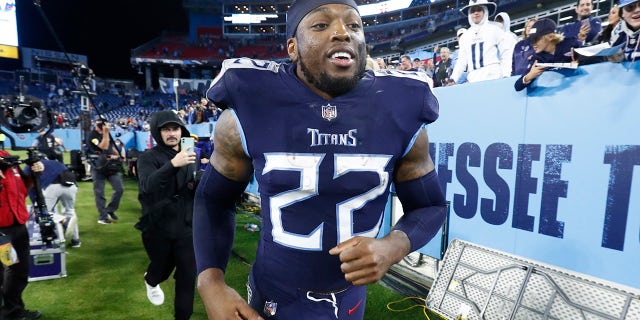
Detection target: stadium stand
<box><xmin>130</xmin><ymin>0</ymin><xmax>618</xmax><ymax>85</ymax></box>
<box><xmin>0</xmin><ymin>0</ymin><xmax>623</xmax><ymax>131</ymax></box>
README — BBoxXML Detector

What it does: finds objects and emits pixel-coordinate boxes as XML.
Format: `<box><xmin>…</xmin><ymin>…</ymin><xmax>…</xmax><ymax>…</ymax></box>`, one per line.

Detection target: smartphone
<box><xmin>180</xmin><ymin>137</ymin><xmax>194</xmax><ymax>151</ymax></box>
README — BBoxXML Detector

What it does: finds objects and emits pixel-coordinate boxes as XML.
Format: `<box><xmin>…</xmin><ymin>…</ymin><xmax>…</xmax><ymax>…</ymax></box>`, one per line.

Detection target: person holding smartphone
<box><xmin>135</xmin><ymin>110</ymin><xmax>198</xmax><ymax>320</ymax></box>
<box><xmin>560</xmin><ymin>0</ymin><xmax>603</xmax><ymax>45</ymax></box>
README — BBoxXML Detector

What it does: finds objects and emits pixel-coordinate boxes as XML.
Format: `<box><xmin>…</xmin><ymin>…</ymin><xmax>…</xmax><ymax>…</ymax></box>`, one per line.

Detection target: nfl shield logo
<box><xmin>321</xmin><ymin>104</ymin><xmax>337</xmax><ymax>121</ymax></box>
<box><xmin>264</xmin><ymin>300</ymin><xmax>278</xmax><ymax>316</ymax></box>
<box><xmin>246</xmin><ymin>282</ymin><xmax>253</xmax><ymax>304</ymax></box>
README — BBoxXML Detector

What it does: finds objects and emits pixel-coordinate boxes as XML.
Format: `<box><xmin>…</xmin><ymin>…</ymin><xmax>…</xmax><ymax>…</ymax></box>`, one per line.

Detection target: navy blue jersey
<box><xmin>514</xmin><ymin>37</ymin><xmax>581</xmax><ymax>91</ymax></box>
<box><xmin>512</xmin><ymin>38</ymin><xmax>534</xmax><ymax>76</ymax></box>
<box><xmin>206</xmin><ymin>58</ymin><xmax>439</xmax><ymax>291</ymax></box>
<box><xmin>560</xmin><ymin>16</ymin><xmax>602</xmax><ymax>45</ymax></box>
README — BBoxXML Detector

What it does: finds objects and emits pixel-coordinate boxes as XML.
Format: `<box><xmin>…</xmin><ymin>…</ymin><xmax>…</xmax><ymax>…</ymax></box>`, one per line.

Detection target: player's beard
<box><xmin>298</xmin><ymin>45</ymin><xmax>366</xmax><ymax>98</ymax></box>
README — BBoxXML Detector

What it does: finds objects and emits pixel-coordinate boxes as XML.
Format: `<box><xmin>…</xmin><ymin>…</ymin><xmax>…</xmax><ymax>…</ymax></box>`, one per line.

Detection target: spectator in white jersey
<box><xmin>450</xmin><ymin>28</ymin><xmax>468</xmax><ymax>84</ymax></box>
<box><xmin>449</xmin><ymin>0</ymin><xmax>516</xmax><ymax>84</ymax></box>
<box><xmin>495</xmin><ymin>12</ymin><xmax>519</xmax><ymax>43</ymax></box>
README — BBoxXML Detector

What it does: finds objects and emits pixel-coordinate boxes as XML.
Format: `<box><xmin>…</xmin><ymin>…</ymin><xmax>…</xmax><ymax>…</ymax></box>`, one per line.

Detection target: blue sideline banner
<box><xmin>133</xmin><ymin>123</ymin><xmax>214</xmax><ymax>151</ymax></box>
<box><xmin>425</xmin><ymin>62</ymin><xmax>640</xmax><ymax>289</ymax></box>
<box><xmin>5</xmin><ymin>129</ymin><xmax>135</xmax><ymax>152</ymax></box>
<box><xmin>5</xmin><ymin>123</ymin><xmax>215</xmax><ymax>153</ymax></box>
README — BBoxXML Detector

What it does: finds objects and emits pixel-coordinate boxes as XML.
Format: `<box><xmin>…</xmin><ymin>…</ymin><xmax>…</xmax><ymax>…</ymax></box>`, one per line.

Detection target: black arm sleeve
<box><xmin>193</xmin><ymin>165</ymin><xmax>249</xmax><ymax>274</ymax></box>
<box><xmin>393</xmin><ymin>170</ymin><xmax>448</xmax><ymax>253</ymax></box>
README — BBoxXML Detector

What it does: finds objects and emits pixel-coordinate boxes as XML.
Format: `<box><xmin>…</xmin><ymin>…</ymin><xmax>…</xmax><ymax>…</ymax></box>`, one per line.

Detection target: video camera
<box><xmin>0</xmin><ymin>148</ymin><xmax>44</xmax><ymax>169</ymax></box>
<box><xmin>0</xmin><ymin>95</ymin><xmax>50</xmax><ymax>134</ymax></box>
<box><xmin>71</xmin><ymin>62</ymin><xmax>93</xmax><ymax>80</ymax></box>
<box><xmin>0</xmin><ymin>155</ymin><xmax>21</xmax><ymax>171</ymax></box>
<box><xmin>0</xmin><ymin>76</ymin><xmax>51</xmax><ymax>134</ymax></box>
<box><xmin>25</xmin><ymin>148</ymin><xmax>57</xmax><ymax>245</ymax></box>
<box><xmin>0</xmin><ymin>148</ymin><xmax>57</xmax><ymax>244</ymax></box>
<box><xmin>25</xmin><ymin>150</ymin><xmax>57</xmax><ymax>244</ymax></box>
<box><xmin>96</xmin><ymin>119</ymin><xmax>107</xmax><ymax>130</ymax></box>
<box><xmin>71</xmin><ymin>62</ymin><xmax>95</xmax><ymax>94</ymax></box>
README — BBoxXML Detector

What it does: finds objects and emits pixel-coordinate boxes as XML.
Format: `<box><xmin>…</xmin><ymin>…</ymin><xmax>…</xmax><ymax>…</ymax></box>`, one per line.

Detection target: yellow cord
<box><xmin>385</xmin><ymin>296</ymin><xmax>432</xmax><ymax>320</ymax></box>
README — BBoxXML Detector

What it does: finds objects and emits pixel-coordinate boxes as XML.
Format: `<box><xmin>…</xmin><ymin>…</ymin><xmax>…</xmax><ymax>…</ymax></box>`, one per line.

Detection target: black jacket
<box><xmin>136</xmin><ymin>111</ymin><xmax>196</xmax><ymax>238</ymax></box>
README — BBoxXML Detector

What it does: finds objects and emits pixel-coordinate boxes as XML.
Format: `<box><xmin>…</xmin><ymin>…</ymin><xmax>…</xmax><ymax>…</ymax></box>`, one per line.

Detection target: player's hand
<box><xmin>329</xmin><ymin>235</ymin><xmax>405</xmax><ymax>286</ymax></box>
<box><xmin>171</xmin><ymin>149</ymin><xmax>196</xmax><ymax>168</ymax></box>
<box><xmin>208</xmin><ymin>283</ymin><xmax>261</xmax><ymax>320</ymax></box>
<box><xmin>198</xmin><ymin>270</ymin><xmax>263</xmax><ymax>320</ymax></box>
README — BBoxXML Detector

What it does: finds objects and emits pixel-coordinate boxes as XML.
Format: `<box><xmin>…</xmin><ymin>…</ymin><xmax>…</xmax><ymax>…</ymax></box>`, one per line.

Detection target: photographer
<box><xmin>135</xmin><ymin>110</ymin><xmax>198</xmax><ymax>319</ymax></box>
<box><xmin>0</xmin><ymin>150</ymin><xmax>43</xmax><ymax>320</ymax></box>
<box><xmin>87</xmin><ymin>118</ymin><xmax>124</xmax><ymax>225</ymax></box>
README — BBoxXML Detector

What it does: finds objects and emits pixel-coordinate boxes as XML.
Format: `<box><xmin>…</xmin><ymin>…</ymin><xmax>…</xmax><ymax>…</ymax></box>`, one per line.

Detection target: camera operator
<box><xmin>31</xmin><ymin>129</ymin><xmax>63</xmax><ymax>163</ymax></box>
<box><xmin>87</xmin><ymin>118</ymin><xmax>124</xmax><ymax>225</ymax></box>
<box><xmin>135</xmin><ymin>110</ymin><xmax>198</xmax><ymax>319</ymax></box>
<box><xmin>23</xmin><ymin>159</ymin><xmax>80</xmax><ymax>248</ymax></box>
<box><xmin>0</xmin><ymin>150</ymin><xmax>44</xmax><ymax>320</ymax></box>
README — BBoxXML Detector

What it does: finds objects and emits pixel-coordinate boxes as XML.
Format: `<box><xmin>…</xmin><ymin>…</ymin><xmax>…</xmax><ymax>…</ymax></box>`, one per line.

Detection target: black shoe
<box><xmin>70</xmin><ymin>239</ymin><xmax>82</xmax><ymax>248</ymax></box>
<box><xmin>107</xmin><ymin>212</ymin><xmax>119</xmax><ymax>221</ymax></box>
<box><xmin>8</xmin><ymin>309</ymin><xmax>41</xmax><ymax>320</ymax></box>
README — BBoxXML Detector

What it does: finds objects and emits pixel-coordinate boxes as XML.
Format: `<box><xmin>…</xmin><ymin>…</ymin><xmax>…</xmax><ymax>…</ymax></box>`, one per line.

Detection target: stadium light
<box><xmin>224</xmin><ymin>13</ymin><xmax>278</xmax><ymax>24</ymax></box>
<box><xmin>358</xmin><ymin>0</ymin><xmax>413</xmax><ymax>17</ymax></box>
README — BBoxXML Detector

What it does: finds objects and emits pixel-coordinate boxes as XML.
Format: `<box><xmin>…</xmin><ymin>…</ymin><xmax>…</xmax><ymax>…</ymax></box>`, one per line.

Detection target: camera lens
<box><xmin>21</xmin><ymin>106</ymin><xmax>38</xmax><ymax>120</ymax></box>
<box><xmin>0</xmin><ymin>95</ymin><xmax>47</xmax><ymax>133</ymax></box>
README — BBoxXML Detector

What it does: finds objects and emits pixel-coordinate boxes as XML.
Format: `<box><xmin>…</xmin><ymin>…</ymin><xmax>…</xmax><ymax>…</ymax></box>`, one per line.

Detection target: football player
<box><xmin>193</xmin><ymin>1</ymin><xmax>448</xmax><ymax>319</ymax></box>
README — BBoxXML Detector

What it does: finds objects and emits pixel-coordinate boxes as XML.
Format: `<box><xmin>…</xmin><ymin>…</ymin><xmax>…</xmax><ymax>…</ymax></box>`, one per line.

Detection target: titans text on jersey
<box><xmin>308</xmin><ymin>128</ymin><xmax>357</xmax><ymax>147</ymax></box>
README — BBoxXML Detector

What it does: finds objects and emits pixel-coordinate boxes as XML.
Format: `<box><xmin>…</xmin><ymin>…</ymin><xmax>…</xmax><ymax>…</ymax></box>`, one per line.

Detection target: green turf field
<box><xmin>13</xmin><ymin>150</ymin><xmax>444</xmax><ymax>320</ymax></box>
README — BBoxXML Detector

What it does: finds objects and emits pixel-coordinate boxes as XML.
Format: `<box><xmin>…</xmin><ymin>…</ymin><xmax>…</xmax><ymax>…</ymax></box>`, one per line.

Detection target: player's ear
<box><xmin>287</xmin><ymin>39</ymin><xmax>298</xmax><ymax>62</ymax></box>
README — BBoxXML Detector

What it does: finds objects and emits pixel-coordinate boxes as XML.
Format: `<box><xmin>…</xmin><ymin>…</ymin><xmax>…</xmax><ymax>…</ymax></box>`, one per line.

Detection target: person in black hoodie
<box><xmin>135</xmin><ymin>110</ymin><xmax>198</xmax><ymax>320</ymax></box>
